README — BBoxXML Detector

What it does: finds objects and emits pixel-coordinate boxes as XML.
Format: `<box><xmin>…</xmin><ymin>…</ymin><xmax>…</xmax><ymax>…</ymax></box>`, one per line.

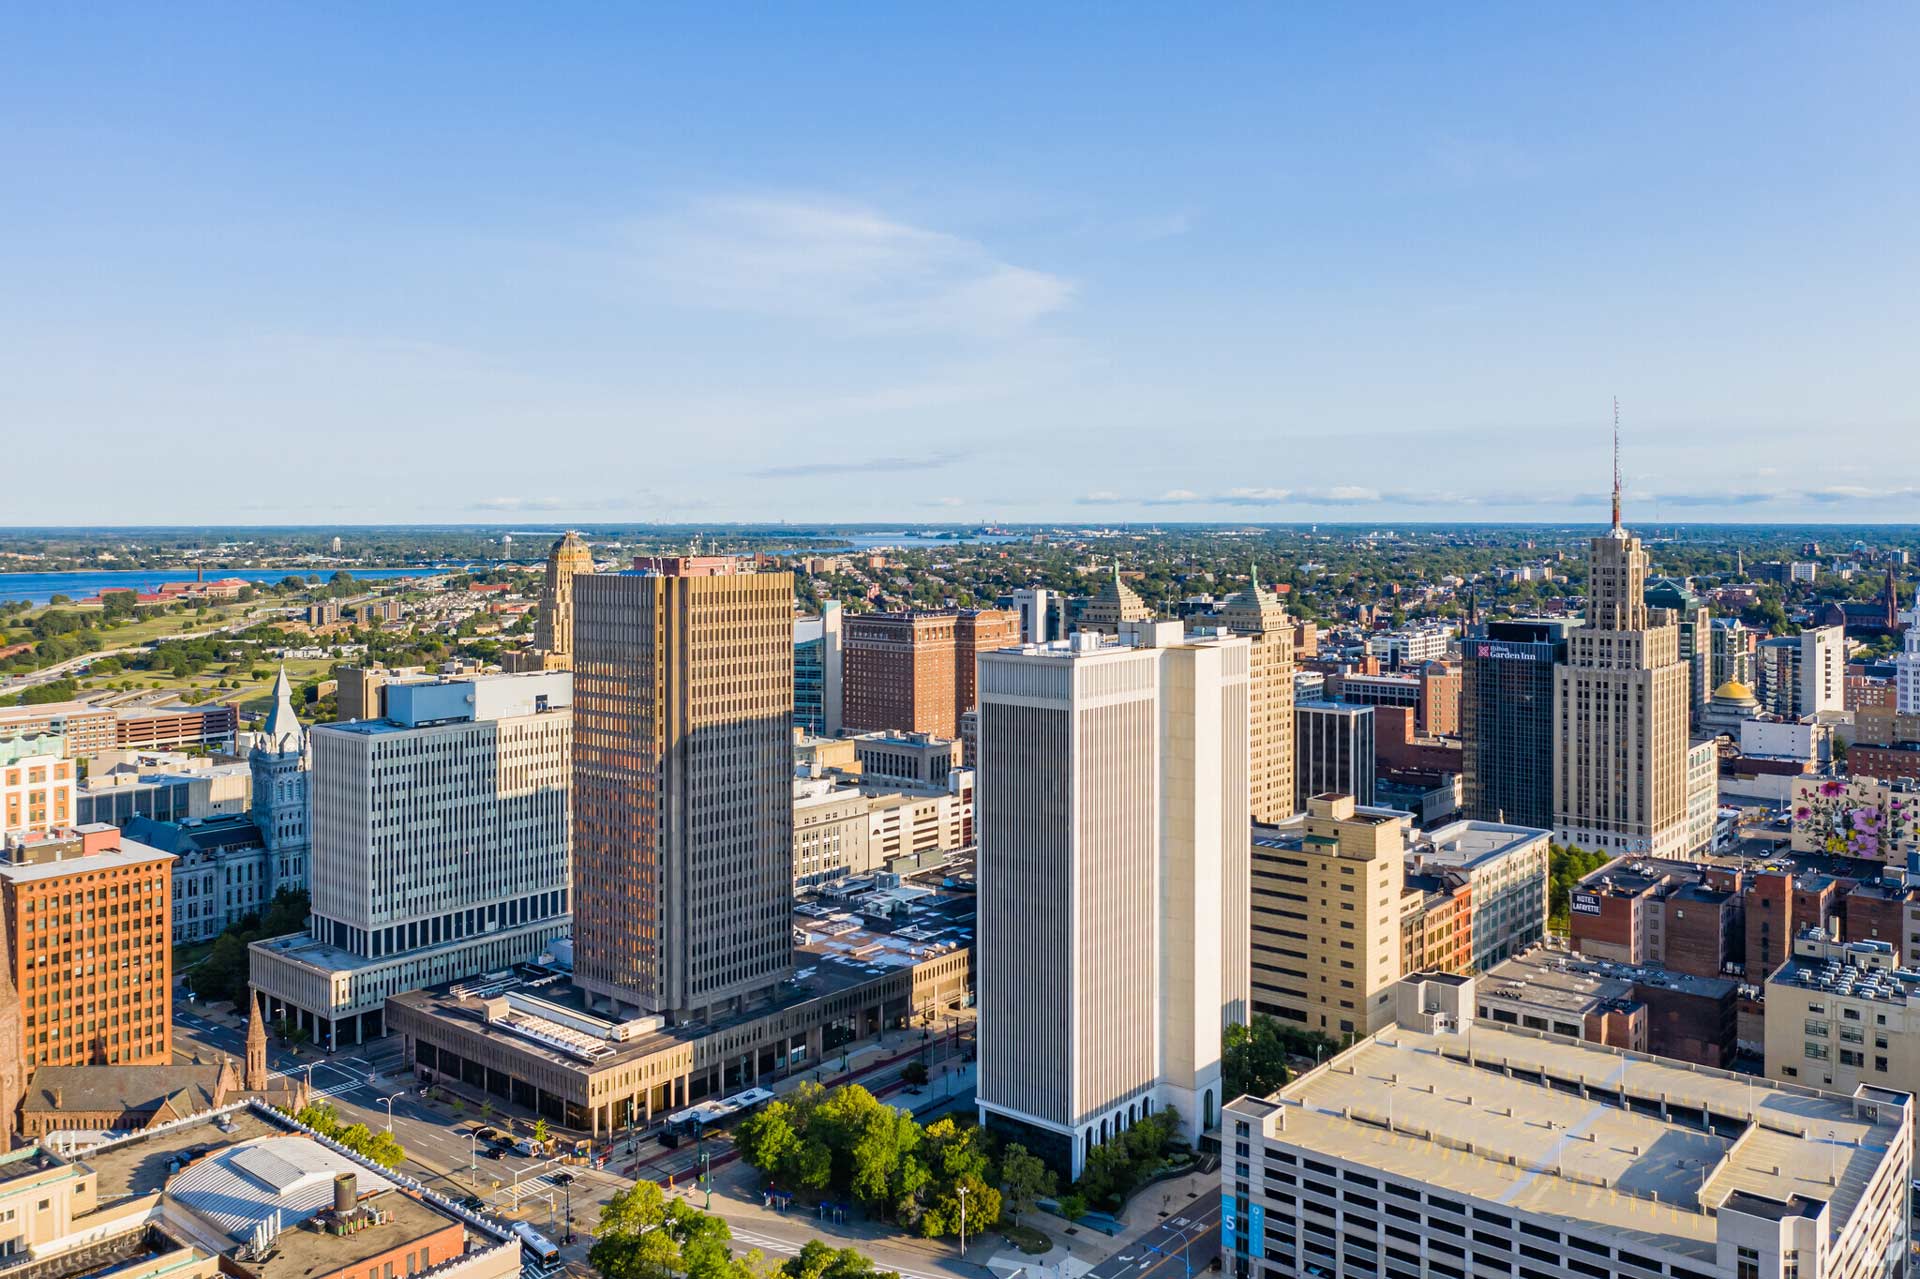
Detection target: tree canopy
<box><xmin>734</xmin><ymin>1084</ymin><xmax>1001</xmax><ymax>1238</ymax></box>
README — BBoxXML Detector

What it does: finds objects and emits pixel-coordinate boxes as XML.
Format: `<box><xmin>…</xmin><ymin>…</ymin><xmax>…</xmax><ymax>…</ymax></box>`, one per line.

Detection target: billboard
<box><xmin>1570</xmin><ymin>891</ymin><xmax>1603</xmax><ymax>916</ymax></box>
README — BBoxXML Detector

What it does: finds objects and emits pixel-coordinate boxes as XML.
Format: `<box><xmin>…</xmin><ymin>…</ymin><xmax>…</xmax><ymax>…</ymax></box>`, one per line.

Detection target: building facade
<box><xmin>976</xmin><ymin>622</ymin><xmax>1249</xmax><ymax>1176</ymax></box>
<box><xmin>1216</xmin><ymin>568</ymin><xmax>1296</xmax><ymax>823</ymax></box>
<box><xmin>792</xmin><ymin>602</ymin><xmax>844</xmax><ymax>737</ymax></box>
<box><xmin>1249</xmin><ymin>796</ymin><xmax>1408</xmax><ymax>1037</ymax></box>
<box><xmin>1553</xmin><ymin>514</ymin><xmax>1692</xmax><ymax>858</ymax></box>
<box><xmin>1461</xmin><ymin>619</ymin><xmax>1572</xmax><ymax>829</ymax></box>
<box><xmin>2</xmin><ymin>734</ymin><xmax>73</xmax><ymax>836</ymax></box>
<box><xmin>249</xmin><ymin>672</ymin><xmax>573</xmax><ymax>1048</ymax></box>
<box><xmin>249</xmin><ymin>668</ymin><xmax>310</xmax><ymax>898</ymax></box>
<box><xmin>0</xmin><ymin>825</ymin><xmax>173</xmax><ymax>1068</ymax></box>
<box><xmin>1414</xmin><ymin>820</ymin><xmax>1551</xmax><ymax>971</ymax></box>
<box><xmin>1224</xmin><ymin>973</ymin><xmax>1913</xmax><ymax>1279</ymax></box>
<box><xmin>841</xmin><ymin>608</ymin><xmax>1019</xmax><ymax>739</ymax></box>
<box><xmin>1295</xmin><ymin>701</ymin><xmax>1376</xmax><ymax>806</ymax></box>
<box><xmin>572</xmin><ymin>561</ymin><xmax>794</xmax><ymax>1021</ymax></box>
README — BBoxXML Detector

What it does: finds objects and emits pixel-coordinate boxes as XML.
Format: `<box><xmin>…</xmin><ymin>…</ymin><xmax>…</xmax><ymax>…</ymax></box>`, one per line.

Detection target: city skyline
<box><xmin>5</xmin><ymin>6</ymin><xmax>1919</xmax><ymax>524</ymax></box>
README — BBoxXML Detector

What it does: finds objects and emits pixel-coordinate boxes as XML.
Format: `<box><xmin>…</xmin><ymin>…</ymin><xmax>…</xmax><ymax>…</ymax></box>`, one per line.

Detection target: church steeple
<box><xmin>260</xmin><ymin>665</ymin><xmax>303</xmax><ymax>754</ymax></box>
<box><xmin>245</xmin><ymin>988</ymin><xmax>269</xmax><ymax>1092</ymax></box>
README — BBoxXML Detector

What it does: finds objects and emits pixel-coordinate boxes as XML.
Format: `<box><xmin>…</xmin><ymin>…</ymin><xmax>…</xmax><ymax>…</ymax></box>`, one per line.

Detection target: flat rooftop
<box><xmin>394</xmin><ymin>878</ymin><xmax>974</xmax><ymax>1078</ymax></box>
<box><xmin>84</xmin><ymin>1107</ymin><xmax>289</xmax><ymax>1204</ymax></box>
<box><xmin>0</xmin><ymin>836</ymin><xmax>172</xmax><ymax>882</ymax></box>
<box><xmin>1250</xmin><ymin>1020</ymin><xmax>1905</xmax><ymax>1261</ymax></box>
<box><xmin>1487</xmin><ymin>948</ymin><xmax>1736</xmax><ymax>1010</ymax></box>
<box><xmin>1419</xmin><ymin>820</ymin><xmax>1550</xmax><ymax>869</ymax></box>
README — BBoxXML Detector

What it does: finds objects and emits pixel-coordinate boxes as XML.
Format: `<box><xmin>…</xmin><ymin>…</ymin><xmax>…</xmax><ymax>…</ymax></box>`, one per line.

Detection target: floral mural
<box><xmin>1791</xmin><ymin>778</ymin><xmax>1920</xmax><ymax>864</ymax></box>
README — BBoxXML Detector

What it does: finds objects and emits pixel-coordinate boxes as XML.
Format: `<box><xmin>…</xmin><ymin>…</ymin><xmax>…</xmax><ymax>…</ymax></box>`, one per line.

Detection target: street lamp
<box><xmin>380</xmin><ymin>1090</ymin><xmax>406</xmax><ymax>1131</ymax></box>
<box><xmin>957</xmin><ymin>1184</ymin><xmax>969</xmax><ymax>1259</ymax></box>
<box><xmin>468</xmin><ymin>1128</ymin><xmax>480</xmax><ymax>1180</ymax></box>
<box><xmin>699</xmin><ymin>1149</ymin><xmax>713</xmax><ymax>1210</ymax></box>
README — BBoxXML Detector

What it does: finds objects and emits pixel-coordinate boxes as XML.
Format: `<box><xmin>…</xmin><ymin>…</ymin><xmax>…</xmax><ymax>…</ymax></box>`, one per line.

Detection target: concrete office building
<box><xmin>249</xmin><ymin>672</ymin><xmax>573</xmax><ymax>1049</ymax></box>
<box><xmin>388</xmin><ymin>879</ymin><xmax>973</xmax><ymax>1136</ymax></box>
<box><xmin>1710</xmin><ymin>617</ymin><xmax>1760</xmax><ymax>690</ymax></box>
<box><xmin>793</xmin><ymin>602</ymin><xmax>844</xmax><ymax>736</ymax></box>
<box><xmin>1412</xmin><ymin>819</ymin><xmax>1551</xmax><ymax>971</ymax></box>
<box><xmin>1461</xmin><ymin>619</ymin><xmax>1574</xmax><ymax>829</ymax></box>
<box><xmin>1012</xmin><ymin>587</ymin><xmax>1057</xmax><ymax>644</ymax></box>
<box><xmin>976</xmin><ymin>621</ymin><xmax>1249</xmax><ymax>1175</ymax></box>
<box><xmin>1554</xmin><ymin>472</ymin><xmax>1693</xmax><ymax>858</ymax></box>
<box><xmin>1765</xmin><ymin>931</ymin><xmax>1920</xmax><ymax>1098</ymax></box>
<box><xmin>1295</xmin><ymin>701</ymin><xmax>1376</xmax><ymax>805</ymax></box>
<box><xmin>1217</xmin><ymin>566</ymin><xmax>1297</xmax><ymax>822</ymax></box>
<box><xmin>1</xmin><ymin>825</ymin><xmax>173</xmax><ymax>1068</ymax></box>
<box><xmin>572</xmin><ymin>559</ymin><xmax>794</xmax><ymax>1020</ymax></box>
<box><xmin>1895</xmin><ymin>603</ymin><xmax>1920</xmax><ymax>714</ymax></box>
<box><xmin>1687</xmin><ymin>736</ymin><xmax>1720</xmax><ymax>857</ymax></box>
<box><xmin>1224</xmin><ymin>971</ymin><xmax>1914</xmax><ymax>1279</ymax></box>
<box><xmin>791</xmin><ymin>769</ymin><xmax>974</xmax><ymax>888</ymax></box>
<box><xmin>1249</xmin><ymin>796</ymin><xmax>1407</xmax><ymax>1037</ymax></box>
<box><xmin>842</xmin><ymin>608</ymin><xmax>1020</xmax><ymax>739</ymax></box>
<box><xmin>2</xmin><ymin>734</ymin><xmax>74</xmax><ymax>836</ymax></box>
<box><xmin>851</xmin><ymin>730</ymin><xmax>959</xmax><ymax>785</ymax></box>
<box><xmin>0</xmin><ymin>703</ymin><xmax>116</xmax><ymax>758</ymax></box>
<box><xmin>1758</xmin><ymin>625</ymin><xmax>1846</xmax><ymax>720</ymax></box>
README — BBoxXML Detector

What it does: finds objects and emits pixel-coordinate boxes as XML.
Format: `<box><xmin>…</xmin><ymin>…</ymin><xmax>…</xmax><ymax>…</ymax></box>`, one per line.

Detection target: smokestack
<box><xmin>333</xmin><ymin>1172</ymin><xmax>357</xmax><ymax>1215</ymax></box>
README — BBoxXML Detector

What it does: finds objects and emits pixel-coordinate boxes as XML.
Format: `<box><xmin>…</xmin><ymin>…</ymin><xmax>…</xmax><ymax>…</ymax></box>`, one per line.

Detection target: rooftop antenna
<box><xmin>1612</xmin><ymin>397</ymin><xmax>1622</xmax><ymax>532</ymax></box>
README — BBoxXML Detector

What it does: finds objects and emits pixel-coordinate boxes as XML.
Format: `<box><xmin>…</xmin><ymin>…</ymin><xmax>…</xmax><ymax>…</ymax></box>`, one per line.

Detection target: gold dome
<box><xmin>1712</xmin><ymin>679</ymin><xmax>1755</xmax><ymax>701</ymax></box>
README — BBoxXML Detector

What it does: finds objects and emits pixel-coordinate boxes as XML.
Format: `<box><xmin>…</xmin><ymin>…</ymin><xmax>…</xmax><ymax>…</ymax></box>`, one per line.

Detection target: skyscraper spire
<box><xmin>1611</xmin><ymin>396</ymin><xmax>1622</xmax><ymax>532</ymax></box>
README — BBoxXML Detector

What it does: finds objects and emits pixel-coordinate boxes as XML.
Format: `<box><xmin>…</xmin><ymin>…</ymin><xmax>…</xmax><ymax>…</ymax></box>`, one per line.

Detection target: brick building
<box><xmin>0</xmin><ymin>825</ymin><xmax>173</xmax><ymax>1068</ymax></box>
<box><xmin>842</xmin><ymin>609</ymin><xmax>1019</xmax><ymax>738</ymax></box>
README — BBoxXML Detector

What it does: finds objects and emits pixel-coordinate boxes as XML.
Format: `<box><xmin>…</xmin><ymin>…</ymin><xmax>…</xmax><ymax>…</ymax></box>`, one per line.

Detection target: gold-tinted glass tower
<box><xmin>571</xmin><ymin>559</ymin><xmax>795</xmax><ymax>1020</ymax></box>
<box><xmin>1553</xmin><ymin>414</ymin><xmax>1692</xmax><ymax>857</ymax></box>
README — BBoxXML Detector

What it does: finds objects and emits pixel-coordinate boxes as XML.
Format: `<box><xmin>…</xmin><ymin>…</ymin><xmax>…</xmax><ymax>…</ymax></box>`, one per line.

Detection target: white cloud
<box><xmin>627</xmin><ymin>195</ymin><xmax>1073</xmax><ymax>337</ymax></box>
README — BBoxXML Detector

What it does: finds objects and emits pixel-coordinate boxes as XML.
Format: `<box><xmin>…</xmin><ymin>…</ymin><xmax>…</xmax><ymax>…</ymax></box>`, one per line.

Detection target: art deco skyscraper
<box><xmin>572</xmin><ymin>557</ymin><xmax>795</xmax><ymax>1021</ymax></box>
<box><xmin>1217</xmin><ymin>564</ymin><xmax>1296</xmax><ymax>821</ymax></box>
<box><xmin>976</xmin><ymin>621</ymin><xmax>1249</xmax><ymax>1177</ymax></box>
<box><xmin>507</xmin><ymin>531</ymin><xmax>596</xmax><ymax>672</ymax></box>
<box><xmin>1553</xmin><ymin>418</ymin><xmax>1692</xmax><ymax>857</ymax></box>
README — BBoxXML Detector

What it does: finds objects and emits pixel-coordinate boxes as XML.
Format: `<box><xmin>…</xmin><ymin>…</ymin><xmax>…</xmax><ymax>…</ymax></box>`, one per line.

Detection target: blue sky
<box><xmin>4</xmin><ymin>5</ymin><xmax>1917</xmax><ymax>525</ymax></box>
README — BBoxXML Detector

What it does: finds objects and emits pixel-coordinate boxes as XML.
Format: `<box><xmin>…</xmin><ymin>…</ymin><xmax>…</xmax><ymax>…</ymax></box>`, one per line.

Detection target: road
<box><xmin>174</xmin><ymin>996</ymin><xmax>1196</xmax><ymax>1279</ymax></box>
<box><xmin>6</xmin><ymin>609</ymin><xmax>295</xmax><ymax>692</ymax></box>
<box><xmin>1085</xmin><ymin>1191</ymin><xmax>1221</xmax><ymax>1279</ymax></box>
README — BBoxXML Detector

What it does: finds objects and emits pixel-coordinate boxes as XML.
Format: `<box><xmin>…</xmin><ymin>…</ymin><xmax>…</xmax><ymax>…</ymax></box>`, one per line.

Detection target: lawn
<box><xmin>999</xmin><ymin>1223</ymin><xmax>1052</xmax><ymax>1255</ymax></box>
<box><xmin>75</xmin><ymin>657</ymin><xmax>335</xmax><ymax>720</ymax></box>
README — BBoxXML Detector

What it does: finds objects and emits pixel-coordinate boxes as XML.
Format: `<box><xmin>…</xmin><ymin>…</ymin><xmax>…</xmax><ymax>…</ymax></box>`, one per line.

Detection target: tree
<box><xmin>900</xmin><ymin>1060</ymin><xmax>929</xmax><ymax>1086</ymax></box>
<box><xmin>736</xmin><ymin>1101</ymin><xmax>804</xmax><ymax>1183</ymax></box>
<box><xmin>779</xmin><ymin>1241</ymin><xmax>896</xmax><ymax>1279</ymax></box>
<box><xmin>999</xmin><ymin>1143</ymin><xmax>1055</xmax><ymax>1223</ymax></box>
<box><xmin>592</xmin><ymin>1183</ymin><xmax>770</xmax><ymax>1279</ymax></box>
<box><xmin>1222</xmin><ymin>1019</ymin><xmax>1291</xmax><ymax>1101</ymax></box>
<box><xmin>531</xmin><ymin>1116</ymin><xmax>550</xmax><ymax>1146</ymax></box>
<box><xmin>1547</xmin><ymin>843</ymin><xmax>1612</xmax><ymax>930</ymax></box>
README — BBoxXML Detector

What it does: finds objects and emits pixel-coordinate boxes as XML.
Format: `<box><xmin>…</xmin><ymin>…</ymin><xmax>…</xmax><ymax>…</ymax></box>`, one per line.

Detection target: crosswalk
<box><xmin>725</xmin><ymin>1227</ymin><xmax>946</xmax><ymax>1279</ymax></box>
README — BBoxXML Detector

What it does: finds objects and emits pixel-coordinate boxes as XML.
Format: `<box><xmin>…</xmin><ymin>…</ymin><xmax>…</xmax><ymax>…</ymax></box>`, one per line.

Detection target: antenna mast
<box><xmin>1611</xmin><ymin>397</ymin><xmax>1622</xmax><ymax>531</ymax></box>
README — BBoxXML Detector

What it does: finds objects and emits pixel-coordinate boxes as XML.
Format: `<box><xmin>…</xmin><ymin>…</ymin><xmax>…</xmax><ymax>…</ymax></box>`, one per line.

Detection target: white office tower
<box><xmin>1897</xmin><ymin>603</ymin><xmax>1920</xmax><ymax>714</ymax></box>
<box><xmin>1012</xmin><ymin>587</ymin><xmax>1055</xmax><ymax>643</ymax></box>
<box><xmin>975</xmin><ymin>620</ymin><xmax>1249</xmax><ymax>1177</ymax></box>
<box><xmin>250</xmin><ymin>671</ymin><xmax>573</xmax><ymax>1049</ymax></box>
